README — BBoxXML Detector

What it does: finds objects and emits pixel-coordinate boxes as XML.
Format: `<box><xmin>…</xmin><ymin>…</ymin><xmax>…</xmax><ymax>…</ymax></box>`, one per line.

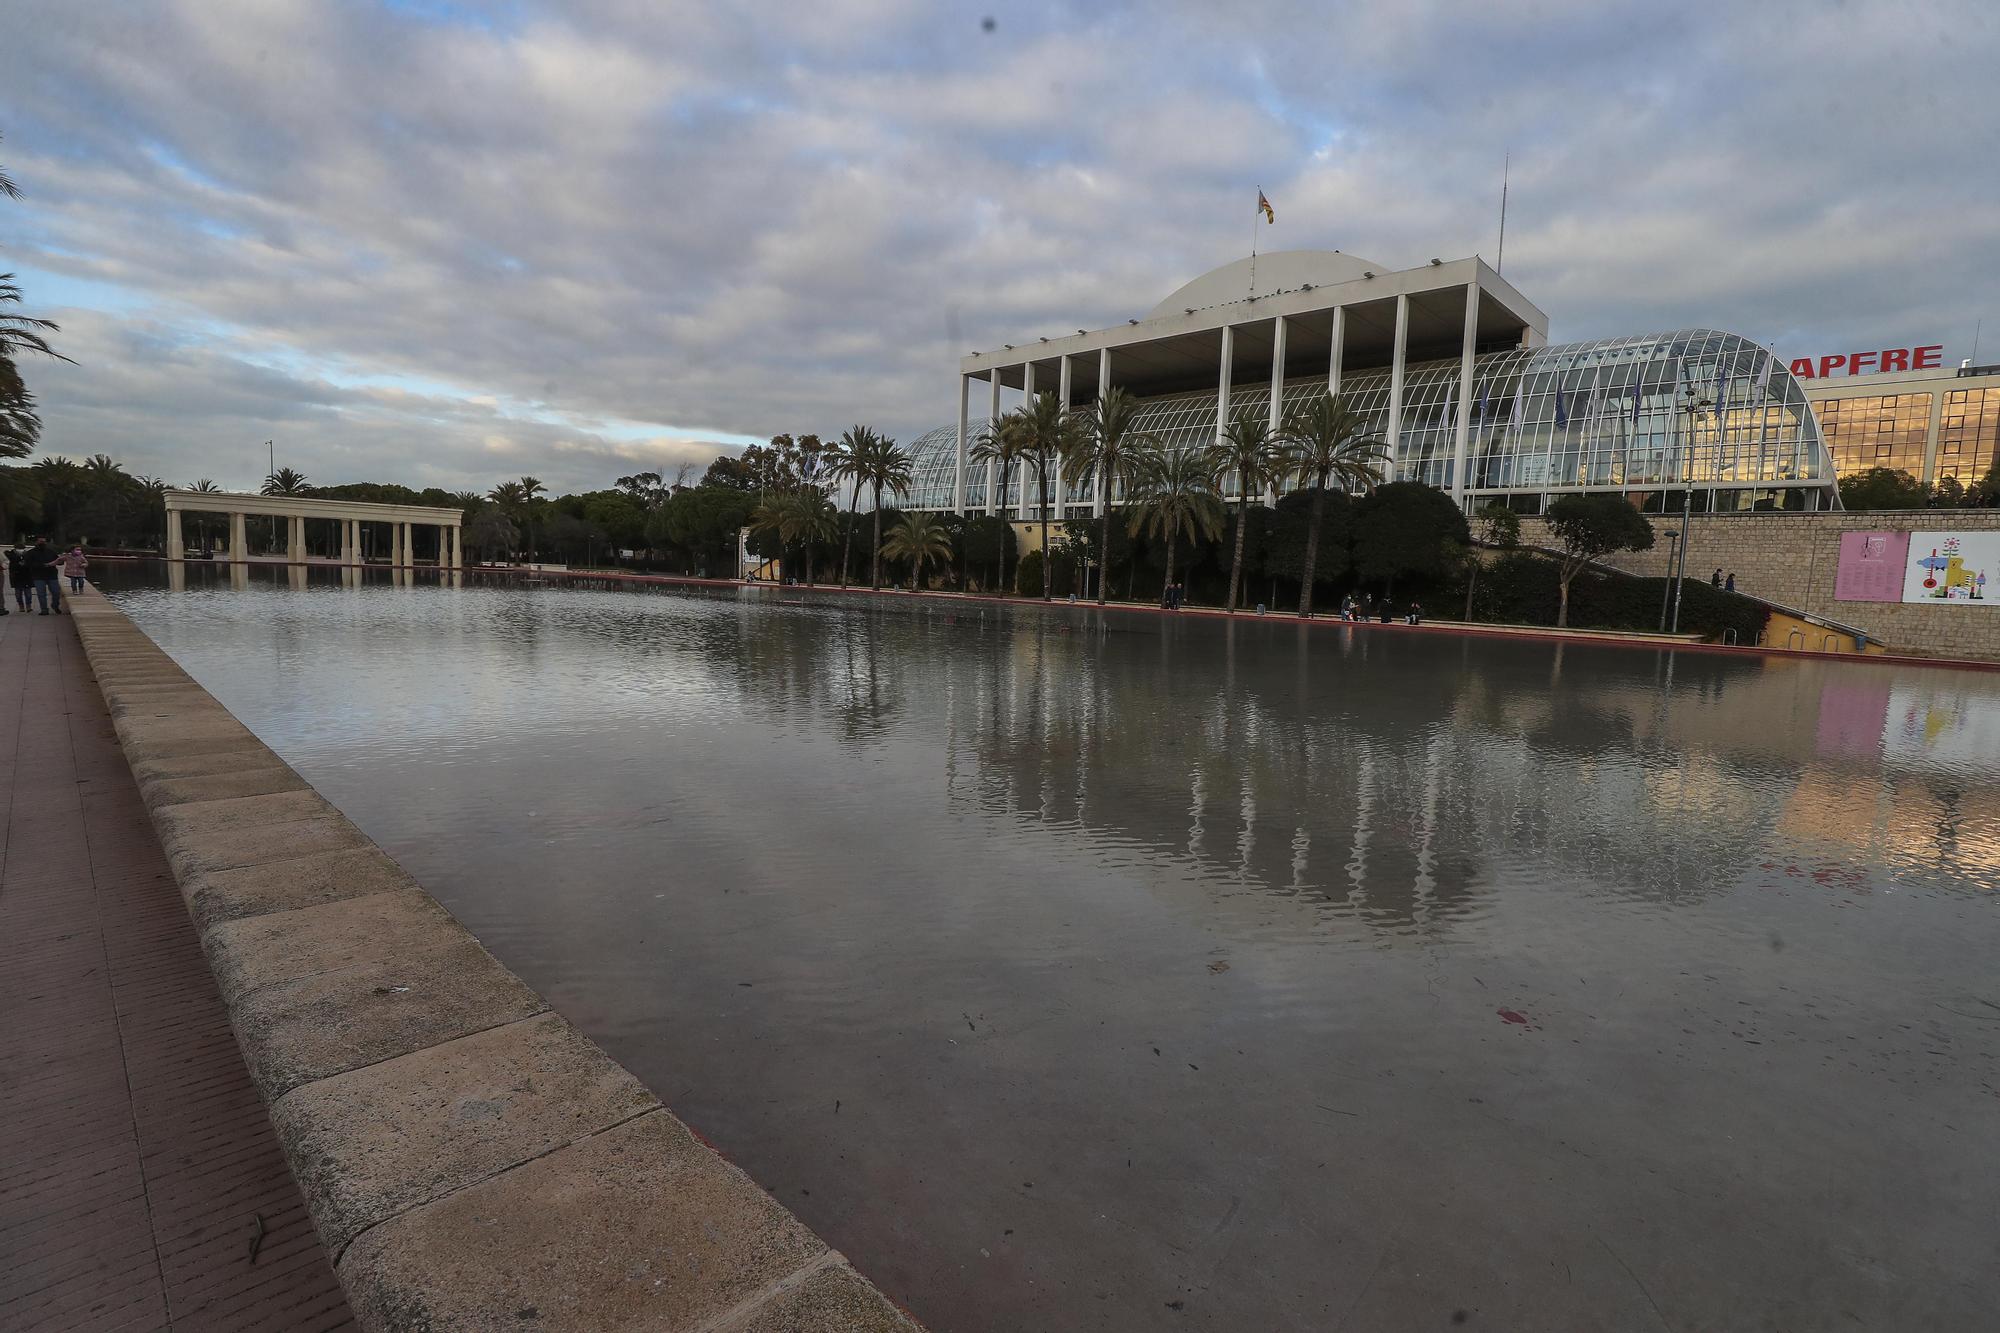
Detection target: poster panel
<box><xmin>1833</xmin><ymin>531</ymin><xmax>1909</xmax><ymax>602</ymax></box>
<box><xmin>1903</xmin><ymin>531</ymin><xmax>1999</xmax><ymax>604</ymax></box>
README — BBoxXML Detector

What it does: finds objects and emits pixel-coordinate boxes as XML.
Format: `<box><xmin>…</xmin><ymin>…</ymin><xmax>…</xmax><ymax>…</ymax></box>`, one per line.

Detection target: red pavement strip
<box><xmin>0</xmin><ymin>599</ymin><xmax>353</xmax><ymax>1332</ymax></box>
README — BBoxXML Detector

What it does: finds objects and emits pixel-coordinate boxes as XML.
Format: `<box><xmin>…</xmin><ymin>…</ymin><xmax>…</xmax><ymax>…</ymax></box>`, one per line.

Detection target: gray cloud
<box><xmin>2</xmin><ymin>0</ymin><xmax>1995</xmax><ymax>492</ymax></box>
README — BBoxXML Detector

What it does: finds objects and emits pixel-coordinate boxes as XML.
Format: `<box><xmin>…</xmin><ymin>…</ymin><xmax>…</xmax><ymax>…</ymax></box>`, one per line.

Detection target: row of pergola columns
<box><xmin>163</xmin><ymin>493</ymin><xmax>463</xmax><ymax>569</ymax></box>
<box><xmin>952</xmin><ymin>283</ymin><xmax>1486</xmax><ymax>516</ymax></box>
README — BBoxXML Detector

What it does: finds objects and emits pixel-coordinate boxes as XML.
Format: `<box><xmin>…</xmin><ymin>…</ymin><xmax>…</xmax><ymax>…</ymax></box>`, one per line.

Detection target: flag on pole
<box><xmin>1511</xmin><ymin>377</ymin><xmax>1526</xmax><ymax>433</ymax></box>
<box><xmin>1631</xmin><ymin>371</ymin><xmax>1644</xmax><ymax>425</ymax></box>
<box><xmin>1257</xmin><ymin>190</ymin><xmax>1275</xmax><ymax>224</ymax></box>
<box><xmin>1477</xmin><ymin>379</ymin><xmax>1490</xmax><ymax>422</ymax></box>
<box><xmin>1553</xmin><ymin>380</ymin><xmax>1568</xmax><ymax>429</ymax></box>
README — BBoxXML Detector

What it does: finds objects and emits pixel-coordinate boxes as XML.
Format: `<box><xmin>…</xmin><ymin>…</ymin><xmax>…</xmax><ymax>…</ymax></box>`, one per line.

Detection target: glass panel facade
<box><xmin>1817</xmin><ymin>393</ymin><xmax>1931</xmax><ymax>478</ymax></box>
<box><xmin>906</xmin><ymin>329</ymin><xmax>1834</xmax><ymax>511</ymax></box>
<box><xmin>1934</xmin><ymin>387</ymin><xmax>2000</xmax><ymax>484</ymax></box>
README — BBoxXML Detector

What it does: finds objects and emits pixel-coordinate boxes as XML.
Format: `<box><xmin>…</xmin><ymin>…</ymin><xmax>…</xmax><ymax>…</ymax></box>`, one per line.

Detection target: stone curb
<box><xmin>67</xmin><ymin>591</ymin><xmax>923</xmax><ymax>1333</ymax></box>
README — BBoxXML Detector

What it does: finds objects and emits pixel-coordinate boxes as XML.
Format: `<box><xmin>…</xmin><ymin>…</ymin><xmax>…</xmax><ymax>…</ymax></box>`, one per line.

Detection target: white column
<box><xmin>229</xmin><ymin>512</ymin><xmax>247</xmax><ymax>564</ymax></box>
<box><xmin>1385</xmin><ymin>293</ymin><xmax>1409</xmax><ymax>475</ymax></box>
<box><xmin>288</xmin><ymin>514</ymin><xmax>305</xmax><ymax>564</ymax></box>
<box><xmin>953</xmin><ymin>374</ymin><xmax>969</xmax><ymax>513</ymax></box>
<box><xmin>1452</xmin><ymin>281</ymin><xmax>1480</xmax><ymax>503</ymax></box>
<box><xmin>165</xmin><ymin>508</ymin><xmax>183</xmax><ymax>560</ymax></box>
<box><xmin>1019</xmin><ymin>361</ymin><xmax>1036</xmax><ymax>520</ymax></box>
<box><xmin>1216</xmin><ymin>324</ymin><xmax>1234</xmax><ymax>444</ymax></box>
<box><xmin>1266</xmin><ymin>315</ymin><xmax>1287</xmax><ymax>504</ymax></box>
<box><xmin>1094</xmin><ymin>348</ymin><xmax>1111</xmax><ymax>518</ymax></box>
<box><xmin>1329</xmin><ymin>305</ymin><xmax>1345</xmax><ymax>397</ymax></box>
<box><xmin>450</xmin><ymin>523</ymin><xmax>463</xmax><ymax>569</ymax></box>
<box><xmin>1056</xmin><ymin>354</ymin><xmax>1072</xmax><ymax>520</ymax></box>
<box><xmin>985</xmin><ymin>372</ymin><xmax>1001</xmax><ymax>516</ymax></box>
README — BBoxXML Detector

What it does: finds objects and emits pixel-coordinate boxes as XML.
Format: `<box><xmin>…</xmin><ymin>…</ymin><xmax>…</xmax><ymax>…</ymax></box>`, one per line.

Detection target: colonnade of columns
<box><xmin>954</xmin><ymin>283</ymin><xmax>1488</xmax><ymax>515</ymax></box>
<box><xmin>164</xmin><ymin>507</ymin><xmax>463</xmax><ymax>569</ymax></box>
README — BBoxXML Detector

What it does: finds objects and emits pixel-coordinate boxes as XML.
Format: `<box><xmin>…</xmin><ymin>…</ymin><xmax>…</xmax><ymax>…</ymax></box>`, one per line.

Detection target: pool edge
<box><xmin>68</xmin><ymin>586</ymin><xmax>925</xmax><ymax>1333</ymax></box>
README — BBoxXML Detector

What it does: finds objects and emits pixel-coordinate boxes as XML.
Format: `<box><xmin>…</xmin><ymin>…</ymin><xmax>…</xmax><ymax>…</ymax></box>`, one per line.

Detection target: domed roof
<box><xmin>1145</xmin><ymin>251</ymin><xmax>1385</xmax><ymax>321</ymax></box>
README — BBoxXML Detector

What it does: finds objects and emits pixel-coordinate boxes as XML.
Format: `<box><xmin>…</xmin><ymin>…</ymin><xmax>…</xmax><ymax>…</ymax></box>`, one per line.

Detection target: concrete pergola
<box><xmin>161</xmin><ymin>490</ymin><xmax>464</xmax><ymax>568</ymax></box>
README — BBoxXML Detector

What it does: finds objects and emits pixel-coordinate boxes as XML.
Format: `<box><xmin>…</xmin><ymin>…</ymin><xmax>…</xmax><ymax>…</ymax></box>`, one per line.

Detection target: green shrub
<box><xmin>1015</xmin><ymin>548</ymin><xmax>1045</xmax><ymax>597</ymax></box>
<box><xmin>1471</xmin><ymin>551</ymin><xmax>1768</xmax><ymax>642</ymax></box>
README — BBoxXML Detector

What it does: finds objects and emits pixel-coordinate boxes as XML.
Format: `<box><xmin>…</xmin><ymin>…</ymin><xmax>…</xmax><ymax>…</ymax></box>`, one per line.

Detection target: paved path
<box><xmin>0</xmin><ymin>599</ymin><xmax>352</xmax><ymax>1331</ymax></box>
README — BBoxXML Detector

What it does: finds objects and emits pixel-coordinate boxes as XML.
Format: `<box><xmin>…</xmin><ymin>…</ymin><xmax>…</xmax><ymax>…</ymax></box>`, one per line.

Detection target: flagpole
<box><xmin>1249</xmin><ymin>186</ymin><xmax>1260</xmax><ymax>298</ymax></box>
<box><xmin>1497</xmin><ymin>152</ymin><xmax>1510</xmax><ymax>275</ymax></box>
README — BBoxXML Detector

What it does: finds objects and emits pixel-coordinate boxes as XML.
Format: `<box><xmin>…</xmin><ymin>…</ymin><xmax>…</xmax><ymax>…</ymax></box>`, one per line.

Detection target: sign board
<box><xmin>1789</xmin><ymin>346</ymin><xmax>1942</xmax><ymax>379</ymax></box>
<box><xmin>1833</xmin><ymin>531</ymin><xmax>1909</xmax><ymax>602</ymax></box>
<box><xmin>1903</xmin><ymin>531</ymin><xmax>1997</xmax><ymax>604</ymax></box>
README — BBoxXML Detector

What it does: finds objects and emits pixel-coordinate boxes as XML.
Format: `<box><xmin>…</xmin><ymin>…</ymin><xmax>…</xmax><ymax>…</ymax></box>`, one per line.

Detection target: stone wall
<box><xmin>1517</xmin><ymin>510</ymin><xmax>2000</xmax><ymax>662</ymax></box>
<box><xmin>69</xmin><ymin>590</ymin><xmax>921</xmax><ymax>1333</ymax></box>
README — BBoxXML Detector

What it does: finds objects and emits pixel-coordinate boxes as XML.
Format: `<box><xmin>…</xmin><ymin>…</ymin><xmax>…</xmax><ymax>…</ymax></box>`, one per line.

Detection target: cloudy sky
<box><xmin>2</xmin><ymin>0</ymin><xmax>1995</xmax><ymax>494</ymax></box>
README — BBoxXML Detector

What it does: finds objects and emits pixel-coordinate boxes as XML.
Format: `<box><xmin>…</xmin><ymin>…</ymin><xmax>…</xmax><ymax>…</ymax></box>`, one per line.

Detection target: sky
<box><xmin>1</xmin><ymin>0</ymin><xmax>1996</xmax><ymax>494</ymax></box>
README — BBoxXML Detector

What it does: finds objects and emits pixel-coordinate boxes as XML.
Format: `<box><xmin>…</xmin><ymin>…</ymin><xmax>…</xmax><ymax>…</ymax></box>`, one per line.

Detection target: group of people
<box><xmin>1710</xmin><ymin>568</ymin><xmax>1738</xmax><ymax>592</ymax></box>
<box><xmin>1338</xmin><ymin>593</ymin><xmax>1423</xmax><ymax>625</ymax></box>
<box><xmin>3</xmin><ymin>538</ymin><xmax>89</xmax><ymax>615</ymax></box>
<box><xmin>1159</xmin><ymin>582</ymin><xmax>1187</xmax><ymax>610</ymax></box>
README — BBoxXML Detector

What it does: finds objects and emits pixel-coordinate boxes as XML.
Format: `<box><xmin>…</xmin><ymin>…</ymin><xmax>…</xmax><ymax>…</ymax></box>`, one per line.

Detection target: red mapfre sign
<box><xmin>1789</xmin><ymin>346</ymin><xmax>1943</xmax><ymax>378</ymax></box>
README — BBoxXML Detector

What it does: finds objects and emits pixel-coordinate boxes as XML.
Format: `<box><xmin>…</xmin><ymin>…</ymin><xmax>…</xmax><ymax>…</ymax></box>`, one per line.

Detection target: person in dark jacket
<box><xmin>4</xmin><ymin>544</ymin><xmax>26</xmax><ymax>612</ymax></box>
<box><xmin>1725</xmin><ymin>572</ymin><xmax>1736</xmax><ymax>592</ymax></box>
<box><xmin>24</xmin><ymin>537</ymin><xmax>63</xmax><ymax>614</ymax></box>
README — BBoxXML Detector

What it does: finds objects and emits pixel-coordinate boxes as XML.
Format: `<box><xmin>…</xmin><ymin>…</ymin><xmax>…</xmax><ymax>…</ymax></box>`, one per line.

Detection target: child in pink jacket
<box><xmin>58</xmin><ymin>546</ymin><xmax>88</xmax><ymax>594</ymax></box>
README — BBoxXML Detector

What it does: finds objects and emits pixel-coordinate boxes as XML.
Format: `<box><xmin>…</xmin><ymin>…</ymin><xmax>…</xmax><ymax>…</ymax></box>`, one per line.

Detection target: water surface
<box><xmin>101</xmin><ymin>564</ymin><xmax>2000</xmax><ymax>1330</ymax></box>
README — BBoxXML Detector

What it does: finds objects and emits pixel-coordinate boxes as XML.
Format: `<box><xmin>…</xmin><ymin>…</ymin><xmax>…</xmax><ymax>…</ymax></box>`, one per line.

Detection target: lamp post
<box><xmin>1658</xmin><ymin>529</ymin><xmax>1680</xmax><ymax>631</ymax></box>
<box><xmin>1668</xmin><ymin>390</ymin><xmax>1710</xmax><ymax>635</ymax></box>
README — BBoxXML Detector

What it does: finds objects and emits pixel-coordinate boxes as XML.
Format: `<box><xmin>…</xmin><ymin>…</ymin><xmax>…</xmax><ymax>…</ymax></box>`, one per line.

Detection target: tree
<box><xmin>826</xmin><ymin>425</ymin><xmax>880</xmax><ymax>588</ymax></box>
<box><xmin>853</xmin><ymin>435</ymin><xmax>913</xmax><ymax>590</ymax></box>
<box><xmin>1974</xmin><ymin>457</ymin><xmax>2000</xmax><ymax>507</ymax></box>
<box><xmin>1205</xmin><ymin>407</ymin><xmax>1284</xmax><ymax>613</ymax></box>
<box><xmin>1351</xmin><ymin>481</ymin><xmax>1469</xmax><ymax>596</ymax></box>
<box><xmin>958</xmin><ymin>514</ymin><xmax>1015</xmax><ymax>593</ymax></box>
<box><xmin>1543</xmin><ymin>493</ymin><xmax>1656</xmax><ymax>627</ymax></box>
<box><xmin>1462</xmin><ymin>501</ymin><xmax>1521</xmax><ymax>621</ymax></box>
<box><xmin>1837</xmin><ymin>466</ymin><xmax>1927</xmax><ymax>511</ymax></box>
<box><xmin>1124</xmin><ymin>447</ymin><xmax>1224</xmax><ymax>602</ymax></box>
<box><xmin>969</xmin><ymin>412</ymin><xmax>1028</xmax><ymax>595</ymax></box>
<box><xmin>880</xmin><ymin>512</ymin><xmax>954</xmax><ymax>592</ymax></box>
<box><xmin>261</xmin><ymin>466</ymin><xmax>311</xmax><ymax>496</ymax></box>
<box><xmin>464</xmin><ymin>510</ymin><xmax>519</xmax><ymax>562</ymax></box>
<box><xmin>650</xmin><ymin>485</ymin><xmax>757</xmax><ymax>575</ymax></box>
<box><xmin>1278</xmin><ymin>391</ymin><xmax>1387</xmax><ymax>616</ymax></box>
<box><xmin>1012</xmin><ymin>391</ymin><xmax>1086</xmax><ymax>599</ymax></box>
<box><xmin>1063</xmin><ymin>386</ymin><xmax>1157</xmax><ymax>604</ymax></box>
<box><xmin>0</xmin><ymin>142</ymin><xmax>71</xmax><ymax>459</ymax></box>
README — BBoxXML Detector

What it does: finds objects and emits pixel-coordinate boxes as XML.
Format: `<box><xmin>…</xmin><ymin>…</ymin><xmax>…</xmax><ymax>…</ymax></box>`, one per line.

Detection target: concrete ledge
<box><xmin>72</xmin><ymin>588</ymin><xmax>920</xmax><ymax>1332</ymax></box>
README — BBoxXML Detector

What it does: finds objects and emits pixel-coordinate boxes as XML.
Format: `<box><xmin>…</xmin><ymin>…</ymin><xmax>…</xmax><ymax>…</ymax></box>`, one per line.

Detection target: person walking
<box><xmin>1711</xmin><ymin>568</ymin><xmax>1723</xmax><ymax>587</ymax></box>
<box><xmin>59</xmin><ymin>545</ymin><xmax>88</xmax><ymax>595</ymax></box>
<box><xmin>1724</xmin><ymin>572</ymin><xmax>1736</xmax><ymax>592</ymax></box>
<box><xmin>5</xmin><ymin>544</ymin><xmax>27</xmax><ymax>612</ymax></box>
<box><xmin>25</xmin><ymin>536</ymin><xmax>62</xmax><ymax>614</ymax></box>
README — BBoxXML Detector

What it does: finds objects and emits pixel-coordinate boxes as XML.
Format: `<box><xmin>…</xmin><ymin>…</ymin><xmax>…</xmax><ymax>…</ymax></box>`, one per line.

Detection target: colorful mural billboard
<box><xmin>1903</xmin><ymin>531</ymin><xmax>1997</xmax><ymax>604</ymax></box>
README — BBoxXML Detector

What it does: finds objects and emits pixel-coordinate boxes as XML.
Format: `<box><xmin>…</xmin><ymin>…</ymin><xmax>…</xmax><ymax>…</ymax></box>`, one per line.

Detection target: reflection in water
<box><xmin>98</xmin><ymin>563</ymin><xmax>2000</xmax><ymax>1332</ymax></box>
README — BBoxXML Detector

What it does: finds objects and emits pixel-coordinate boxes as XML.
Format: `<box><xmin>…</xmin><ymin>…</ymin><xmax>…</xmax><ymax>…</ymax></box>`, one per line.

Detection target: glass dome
<box><xmin>903</xmin><ymin>330</ymin><xmax>1837</xmax><ymax>514</ymax></box>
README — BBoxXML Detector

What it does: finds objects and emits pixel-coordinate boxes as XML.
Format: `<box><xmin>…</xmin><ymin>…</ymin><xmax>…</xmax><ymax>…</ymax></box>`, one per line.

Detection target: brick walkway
<box><xmin>0</xmin><ymin>600</ymin><xmax>352</xmax><ymax>1331</ymax></box>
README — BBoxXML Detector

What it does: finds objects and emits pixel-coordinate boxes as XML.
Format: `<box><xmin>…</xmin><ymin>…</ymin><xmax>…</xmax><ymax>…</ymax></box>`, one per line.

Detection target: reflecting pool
<box><xmin>99</xmin><ymin>563</ymin><xmax>2000</xmax><ymax>1331</ymax></box>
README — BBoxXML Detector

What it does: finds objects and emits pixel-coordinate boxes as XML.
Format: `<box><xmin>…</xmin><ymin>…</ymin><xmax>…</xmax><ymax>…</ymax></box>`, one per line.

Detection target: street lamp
<box><xmin>1667</xmin><ymin>389</ymin><xmax>1712</xmax><ymax>635</ymax></box>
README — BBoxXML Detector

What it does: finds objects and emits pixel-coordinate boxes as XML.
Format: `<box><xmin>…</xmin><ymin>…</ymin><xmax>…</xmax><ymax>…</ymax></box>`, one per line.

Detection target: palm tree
<box><xmin>751</xmin><ymin>491</ymin><xmax>835</xmax><ymax>583</ymax></box>
<box><xmin>1206</xmin><ymin>407</ymin><xmax>1286</xmax><ymax>613</ymax></box>
<box><xmin>794</xmin><ymin>489</ymin><xmax>840</xmax><ymax>585</ymax></box>
<box><xmin>516</xmin><ymin>476</ymin><xmax>547</xmax><ymax>560</ymax></box>
<box><xmin>187</xmin><ymin>479</ymin><xmax>223</xmax><ymax>551</ymax></box>
<box><xmin>826</xmin><ymin>425</ymin><xmax>877</xmax><ymax>588</ymax></box>
<box><xmin>1063</xmin><ymin>387</ymin><xmax>1157</xmax><ymax>604</ymax></box>
<box><xmin>969</xmin><ymin>413</ymin><xmax>1028</xmax><ymax>595</ymax></box>
<box><xmin>1277</xmin><ymin>392</ymin><xmax>1388</xmax><ymax>617</ymax></box>
<box><xmin>487</xmin><ymin>479</ymin><xmax>531</xmax><ymax>560</ymax></box>
<box><xmin>847</xmin><ymin>435</ymin><xmax>913</xmax><ymax>591</ymax></box>
<box><xmin>880</xmin><ymin>512</ymin><xmax>954</xmax><ymax>593</ymax></box>
<box><xmin>1013</xmin><ymin>391</ymin><xmax>1087</xmax><ymax>599</ymax></box>
<box><xmin>1125</xmin><ymin>447</ymin><xmax>1225</xmax><ymax>605</ymax></box>
<box><xmin>261</xmin><ymin>466</ymin><xmax>311</xmax><ymax>496</ymax></box>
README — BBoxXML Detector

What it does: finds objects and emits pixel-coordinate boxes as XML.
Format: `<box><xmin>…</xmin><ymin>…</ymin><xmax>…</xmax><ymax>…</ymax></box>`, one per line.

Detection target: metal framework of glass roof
<box><xmin>904</xmin><ymin>330</ymin><xmax>1838</xmax><ymax>515</ymax></box>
